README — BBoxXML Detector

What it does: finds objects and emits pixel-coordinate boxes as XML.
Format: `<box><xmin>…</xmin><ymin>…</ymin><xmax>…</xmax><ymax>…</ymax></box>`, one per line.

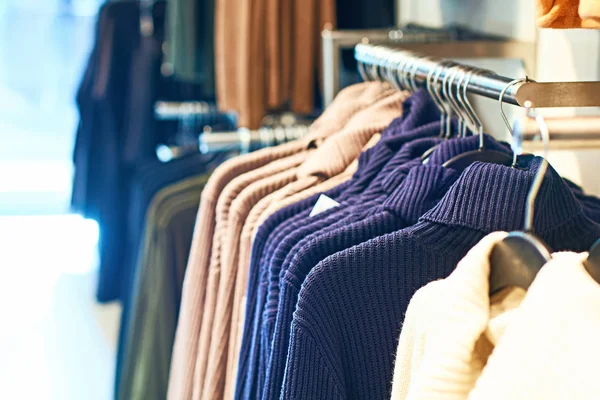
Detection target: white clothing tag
<box><xmin>309</xmin><ymin>194</ymin><xmax>340</xmax><ymax>217</ymax></box>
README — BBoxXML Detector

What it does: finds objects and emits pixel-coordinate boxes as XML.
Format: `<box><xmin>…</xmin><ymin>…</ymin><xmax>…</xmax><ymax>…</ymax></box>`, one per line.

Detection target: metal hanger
<box><xmin>426</xmin><ymin>61</ymin><xmax>448</xmax><ymax>138</ymax></box>
<box><xmin>446</xmin><ymin>66</ymin><xmax>469</xmax><ymax>135</ymax></box>
<box><xmin>442</xmin><ymin>73</ymin><xmax>515</xmax><ymax>171</ymax></box>
<box><xmin>455</xmin><ymin>67</ymin><xmax>483</xmax><ymax>138</ymax></box>
<box><xmin>499</xmin><ymin>77</ymin><xmax>530</xmax><ymax>167</ymax></box>
<box><xmin>420</xmin><ymin>60</ymin><xmax>452</xmax><ymax>161</ymax></box>
<box><xmin>488</xmin><ymin>101</ymin><xmax>552</xmax><ymax>295</ymax></box>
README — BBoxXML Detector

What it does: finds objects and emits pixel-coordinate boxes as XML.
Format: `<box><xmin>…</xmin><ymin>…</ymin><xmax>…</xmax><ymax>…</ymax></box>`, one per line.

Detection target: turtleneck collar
<box><xmin>354</xmin><ymin>89</ymin><xmax>443</xmax><ymax>177</ymax></box>
<box><xmin>381</xmin><ymin>165</ymin><xmax>460</xmax><ymax>225</ymax></box>
<box><xmin>380</xmin><ymin>134</ymin><xmax>511</xmax><ymax>194</ymax></box>
<box><xmin>421</xmin><ymin>157</ymin><xmax>600</xmax><ymax>251</ymax></box>
<box><xmin>296</xmin><ymin>91</ymin><xmax>407</xmax><ymax>180</ymax></box>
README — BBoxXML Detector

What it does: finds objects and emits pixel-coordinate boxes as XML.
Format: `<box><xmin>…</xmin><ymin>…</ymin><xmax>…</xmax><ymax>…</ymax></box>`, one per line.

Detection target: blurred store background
<box><xmin>0</xmin><ymin>2</ymin><xmax>118</xmax><ymax>399</ymax></box>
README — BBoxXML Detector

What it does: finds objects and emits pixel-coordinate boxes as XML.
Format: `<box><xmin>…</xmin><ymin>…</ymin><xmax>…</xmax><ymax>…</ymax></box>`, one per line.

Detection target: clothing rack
<box><xmin>154</xmin><ymin>101</ymin><xmax>217</xmax><ymax>120</ymax></box>
<box><xmin>322</xmin><ymin>25</ymin><xmax>537</xmax><ymax>106</ymax></box>
<box><xmin>354</xmin><ymin>43</ymin><xmax>600</xmax><ymax>108</ymax></box>
<box><xmin>156</xmin><ymin>125</ymin><xmax>310</xmax><ymax>161</ymax></box>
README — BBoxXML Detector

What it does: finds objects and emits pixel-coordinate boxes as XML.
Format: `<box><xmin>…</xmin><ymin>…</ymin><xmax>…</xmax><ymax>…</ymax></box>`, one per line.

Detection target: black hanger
<box><xmin>489</xmin><ymin>232</ymin><xmax>551</xmax><ymax>295</ymax></box>
<box><xmin>488</xmin><ymin>102</ymin><xmax>552</xmax><ymax>295</ymax></box>
<box><xmin>584</xmin><ymin>239</ymin><xmax>600</xmax><ymax>283</ymax></box>
<box><xmin>443</xmin><ymin>148</ymin><xmax>513</xmax><ymax>171</ymax></box>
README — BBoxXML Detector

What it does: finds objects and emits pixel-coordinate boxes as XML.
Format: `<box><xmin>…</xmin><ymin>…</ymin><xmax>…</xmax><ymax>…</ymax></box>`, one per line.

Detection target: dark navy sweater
<box><xmin>281</xmin><ymin>158</ymin><xmax>600</xmax><ymax>399</ymax></box>
<box><xmin>260</xmin><ymin>135</ymin><xmax>510</xmax><ymax>400</ymax></box>
<box><xmin>235</xmin><ymin>90</ymin><xmax>444</xmax><ymax>399</ymax></box>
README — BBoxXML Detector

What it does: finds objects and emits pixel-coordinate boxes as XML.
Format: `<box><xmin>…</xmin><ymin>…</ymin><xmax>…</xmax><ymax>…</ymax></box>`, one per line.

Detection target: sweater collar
<box><xmin>296</xmin><ymin>92</ymin><xmax>406</xmax><ymax>180</ymax></box>
<box><xmin>380</xmin><ymin>134</ymin><xmax>511</xmax><ymax>195</ymax></box>
<box><xmin>353</xmin><ymin>89</ymin><xmax>443</xmax><ymax>178</ymax></box>
<box><xmin>382</xmin><ymin>165</ymin><xmax>460</xmax><ymax>224</ymax></box>
<box><xmin>421</xmin><ymin>157</ymin><xmax>587</xmax><ymax>237</ymax></box>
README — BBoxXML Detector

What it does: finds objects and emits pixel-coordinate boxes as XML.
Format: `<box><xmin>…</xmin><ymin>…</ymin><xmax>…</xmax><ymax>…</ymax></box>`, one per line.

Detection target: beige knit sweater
<box><xmin>190</xmin><ymin>154</ymin><xmax>308</xmax><ymax>400</ymax></box>
<box><xmin>392</xmin><ymin>232</ymin><xmax>600</xmax><ymax>400</ymax></box>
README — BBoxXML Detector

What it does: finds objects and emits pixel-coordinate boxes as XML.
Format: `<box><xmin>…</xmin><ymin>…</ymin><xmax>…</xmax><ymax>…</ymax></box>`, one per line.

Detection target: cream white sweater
<box><xmin>391</xmin><ymin>232</ymin><xmax>600</xmax><ymax>400</ymax></box>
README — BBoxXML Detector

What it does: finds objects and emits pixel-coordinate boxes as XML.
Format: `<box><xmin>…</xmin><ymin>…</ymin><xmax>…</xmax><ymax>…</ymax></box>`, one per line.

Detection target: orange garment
<box><xmin>536</xmin><ymin>0</ymin><xmax>600</xmax><ymax>28</ymax></box>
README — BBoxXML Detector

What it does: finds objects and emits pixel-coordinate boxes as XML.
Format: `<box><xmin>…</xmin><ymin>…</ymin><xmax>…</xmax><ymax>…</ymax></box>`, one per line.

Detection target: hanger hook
<box><xmin>392</xmin><ymin>51</ymin><xmax>406</xmax><ymax>90</ymax></box>
<box><xmin>448</xmin><ymin>66</ymin><xmax>469</xmax><ymax>136</ymax></box>
<box><xmin>358</xmin><ymin>59</ymin><xmax>369</xmax><ymax>82</ymax></box>
<box><xmin>397</xmin><ymin>51</ymin><xmax>411</xmax><ymax>91</ymax></box>
<box><xmin>499</xmin><ymin>77</ymin><xmax>528</xmax><ymax>135</ymax></box>
<box><xmin>464</xmin><ymin>68</ymin><xmax>492</xmax><ymax>146</ymax></box>
<box><xmin>499</xmin><ymin>77</ymin><xmax>529</xmax><ymax>165</ymax></box>
<box><xmin>441</xmin><ymin>63</ymin><xmax>461</xmax><ymax>138</ymax></box>
<box><xmin>409</xmin><ymin>54</ymin><xmax>424</xmax><ymax>92</ymax></box>
<box><xmin>426</xmin><ymin>63</ymin><xmax>446</xmax><ymax>137</ymax></box>
<box><xmin>384</xmin><ymin>53</ymin><xmax>401</xmax><ymax>90</ymax></box>
<box><xmin>435</xmin><ymin>61</ymin><xmax>453</xmax><ymax>138</ymax></box>
<box><xmin>402</xmin><ymin>51</ymin><xmax>417</xmax><ymax>91</ymax></box>
<box><xmin>455</xmin><ymin>67</ymin><xmax>474</xmax><ymax>138</ymax></box>
<box><xmin>516</xmin><ymin>101</ymin><xmax>550</xmax><ymax>233</ymax></box>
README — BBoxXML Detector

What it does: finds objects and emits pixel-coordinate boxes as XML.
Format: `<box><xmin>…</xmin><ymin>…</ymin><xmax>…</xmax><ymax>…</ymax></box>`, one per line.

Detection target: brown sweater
<box><xmin>215</xmin><ymin>0</ymin><xmax>337</xmax><ymax>128</ymax></box>
<box><xmin>191</xmin><ymin>154</ymin><xmax>308</xmax><ymax>400</ymax></box>
<box><xmin>167</xmin><ymin>82</ymin><xmax>395</xmax><ymax>400</ymax></box>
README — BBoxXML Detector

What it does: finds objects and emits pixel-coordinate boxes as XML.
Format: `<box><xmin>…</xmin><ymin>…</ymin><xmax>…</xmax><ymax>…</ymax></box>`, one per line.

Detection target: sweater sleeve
<box><xmin>281</xmin><ymin>323</ymin><xmax>345</xmax><ymax>400</ymax></box>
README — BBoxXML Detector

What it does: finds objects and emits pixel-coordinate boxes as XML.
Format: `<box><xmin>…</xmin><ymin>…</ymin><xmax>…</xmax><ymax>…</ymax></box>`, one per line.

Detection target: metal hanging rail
<box><xmin>154</xmin><ymin>101</ymin><xmax>217</xmax><ymax>120</ymax></box>
<box><xmin>199</xmin><ymin>125</ymin><xmax>310</xmax><ymax>154</ymax></box>
<box><xmin>354</xmin><ymin>43</ymin><xmax>600</xmax><ymax>108</ymax></box>
<box><xmin>322</xmin><ymin>24</ymin><xmax>537</xmax><ymax>106</ymax></box>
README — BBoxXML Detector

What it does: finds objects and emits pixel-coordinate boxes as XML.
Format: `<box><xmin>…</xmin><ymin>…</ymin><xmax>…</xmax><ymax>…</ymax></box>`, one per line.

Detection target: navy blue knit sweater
<box><xmin>235</xmin><ymin>90</ymin><xmax>444</xmax><ymax>399</ymax></box>
<box><xmin>281</xmin><ymin>158</ymin><xmax>600</xmax><ymax>399</ymax></box>
<box><xmin>259</xmin><ymin>135</ymin><xmax>511</xmax><ymax>400</ymax></box>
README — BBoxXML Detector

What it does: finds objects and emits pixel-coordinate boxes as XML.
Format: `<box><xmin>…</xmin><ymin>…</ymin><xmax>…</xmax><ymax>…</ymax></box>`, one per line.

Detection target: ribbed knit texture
<box><xmin>281</xmin><ymin>157</ymin><xmax>600</xmax><ymax>400</ymax></box>
<box><xmin>199</xmin><ymin>89</ymin><xmax>405</xmax><ymax>400</ymax></box>
<box><xmin>249</xmin><ymin>131</ymin><xmax>478</xmax><ymax>397</ymax></box>
<box><xmin>169</xmin><ymin>81</ymin><xmax>389</xmax><ymax>400</ymax></box>
<box><xmin>234</xmin><ymin>90</ymin><xmax>443</xmax><ymax>399</ymax></box>
<box><xmin>169</xmin><ymin>141</ymin><xmax>311</xmax><ymax>400</ymax></box>
<box><xmin>231</xmin><ymin>181</ymin><xmax>352</xmax><ymax>397</ymax></box>
<box><xmin>225</xmin><ymin>171</ymin><xmax>355</xmax><ymax>400</ymax></box>
<box><xmin>208</xmin><ymin>170</ymin><xmax>361</xmax><ymax>400</ymax></box>
<box><xmin>192</xmin><ymin>156</ymin><xmax>306</xmax><ymax>400</ymax></box>
<box><xmin>260</xmin><ymin>135</ymin><xmax>509</xmax><ymax>400</ymax></box>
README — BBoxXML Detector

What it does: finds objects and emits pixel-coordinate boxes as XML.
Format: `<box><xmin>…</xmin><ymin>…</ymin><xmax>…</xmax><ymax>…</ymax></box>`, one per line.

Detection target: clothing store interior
<box><xmin>3</xmin><ymin>0</ymin><xmax>600</xmax><ymax>399</ymax></box>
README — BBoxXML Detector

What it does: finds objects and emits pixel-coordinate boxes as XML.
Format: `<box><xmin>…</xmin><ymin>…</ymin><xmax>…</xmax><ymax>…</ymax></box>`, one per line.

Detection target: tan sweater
<box><xmin>167</xmin><ymin>144</ymin><xmax>306</xmax><ymax>400</ymax></box>
<box><xmin>190</xmin><ymin>153</ymin><xmax>309</xmax><ymax>400</ymax></box>
<box><xmin>168</xmin><ymin>82</ymin><xmax>395</xmax><ymax>400</ymax></box>
<box><xmin>223</xmin><ymin>167</ymin><xmax>355</xmax><ymax>400</ymax></box>
<box><xmin>536</xmin><ymin>0</ymin><xmax>600</xmax><ymax>28</ymax></box>
<box><xmin>392</xmin><ymin>232</ymin><xmax>600</xmax><ymax>400</ymax></box>
<box><xmin>200</xmin><ymin>90</ymin><xmax>407</xmax><ymax>400</ymax></box>
<box><xmin>216</xmin><ymin>0</ymin><xmax>337</xmax><ymax>127</ymax></box>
